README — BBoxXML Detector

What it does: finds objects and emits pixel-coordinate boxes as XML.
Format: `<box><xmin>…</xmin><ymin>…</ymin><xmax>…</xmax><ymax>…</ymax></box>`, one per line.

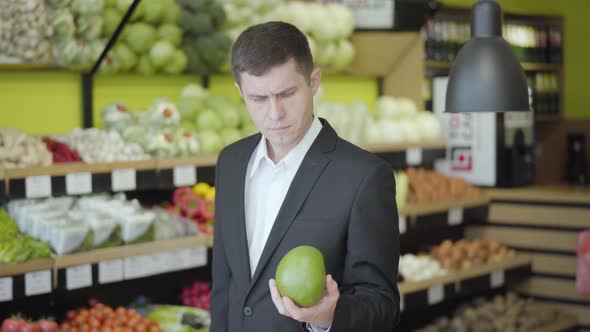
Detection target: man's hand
<box><xmin>269</xmin><ymin>275</ymin><xmax>340</xmax><ymax>329</ymax></box>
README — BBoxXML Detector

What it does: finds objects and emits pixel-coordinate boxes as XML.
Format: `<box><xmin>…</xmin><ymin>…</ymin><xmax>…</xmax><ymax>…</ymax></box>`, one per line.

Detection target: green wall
<box><xmin>441</xmin><ymin>0</ymin><xmax>590</xmax><ymax>119</ymax></box>
<box><xmin>0</xmin><ymin>0</ymin><xmax>587</xmax><ymax>135</ymax></box>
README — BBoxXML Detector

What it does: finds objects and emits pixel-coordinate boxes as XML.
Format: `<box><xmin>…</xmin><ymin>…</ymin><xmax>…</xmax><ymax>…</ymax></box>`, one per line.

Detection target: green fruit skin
<box><xmin>276</xmin><ymin>245</ymin><xmax>326</xmax><ymax>307</ymax></box>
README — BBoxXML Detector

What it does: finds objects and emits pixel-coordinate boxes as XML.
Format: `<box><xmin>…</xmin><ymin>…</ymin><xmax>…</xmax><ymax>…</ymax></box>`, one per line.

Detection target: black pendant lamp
<box><xmin>445</xmin><ymin>0</ymin><xmax>531</xmax><ymax>113</ymax></box>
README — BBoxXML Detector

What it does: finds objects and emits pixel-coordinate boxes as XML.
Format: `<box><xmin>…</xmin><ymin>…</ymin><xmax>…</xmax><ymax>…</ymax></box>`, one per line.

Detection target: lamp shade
<box><xmin>445</xmin><ymin>0</ymin><xmax>530</xmax><ymax>113</ymax></box>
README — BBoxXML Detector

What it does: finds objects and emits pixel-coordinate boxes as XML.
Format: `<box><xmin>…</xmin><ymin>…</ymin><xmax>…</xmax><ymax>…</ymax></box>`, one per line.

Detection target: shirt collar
<box><xmin>249</xmin><ymin>116</ymin><xmax>323</xmax><ymax>178</ymax></box>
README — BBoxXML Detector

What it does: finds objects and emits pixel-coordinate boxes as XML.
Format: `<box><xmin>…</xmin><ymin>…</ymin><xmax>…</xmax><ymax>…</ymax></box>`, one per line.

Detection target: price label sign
<box><xmin>124</xmin><ymin>256</ymin><xmax>146</xmax><ymax>280</ymax></box>
<box><xmin>490</xmin><ymin>270</ymin><xmax>505</xmax><ymax>288</ymax></box>
<box><xmin>98</xmin><ymin>259</ymin><xmax>124</xmax><ymax>284</ymax></box>
<box><xmin>25</xmin><ymin>270</ymin><xmax>52</xmax><ymax>296</ymax></box>
<box><xmin>448</xmin><ymin>208</ymin><xmax>464</xmax><ymax>226</ymax></box>
<box><xmin>66</xmin><ymin>172</ymin><xmax>92</xmax><ymax>195</ymax></box>
<box><xmin>111</xmin><ymin>168</ymin><xmax>136</xmax><ymax>191</ymax></box>
<box><xmin>173</xmin><ymin>166</ymin><xmax>197</xmax><ymax>187</ymax></box>
<box><xmin>66</xmin><ymin>264</ymin><xmax>92</xmax><ymax>290</ymax></box>
<box><xmin>405</xmin><ymin>148</ymin><xmax>423</xmax><ymax>166</ymax></box>
<box><xmin>25</xmin><ymin>175</ymin><xmax>51</xmax><ymax>198</ymax></box>
<box><xmin>427</xmin><ymin>285</ymin><xmax>444</xmax><ymax>305</ymax></box>
<box><xmin>399</xmin><ymin>216</ymin><xmax>407</xmax><ymax>235</ymax></box>
<box><xmin>0</xmin><ymin>277</ymin><xmax>13</xmax><ymax>302</ymax></box>
<box><xmin>181</xmin><ymin>247</ymin><xmax>208</xmax><ymax>268</ymax></box>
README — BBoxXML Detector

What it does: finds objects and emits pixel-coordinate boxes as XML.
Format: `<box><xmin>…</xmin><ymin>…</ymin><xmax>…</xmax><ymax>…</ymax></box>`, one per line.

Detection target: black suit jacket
<box><xmin>210</xmin><ymin>119</ymin><xmax>400</xmax><ymax>332</ymax></box>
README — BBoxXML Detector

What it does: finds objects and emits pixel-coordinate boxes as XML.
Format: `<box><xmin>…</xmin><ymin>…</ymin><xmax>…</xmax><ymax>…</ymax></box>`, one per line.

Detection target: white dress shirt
<box><xmin>244</xmin><ymin>116</ymin><xmax>329</xmax><ymax>332</ymax></box>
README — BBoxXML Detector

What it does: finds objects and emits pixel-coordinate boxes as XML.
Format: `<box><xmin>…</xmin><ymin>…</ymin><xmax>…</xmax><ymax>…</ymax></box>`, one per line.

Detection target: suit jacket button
<box><xmin>244</xmin><ymin>306</ymin><xmax>253</xmax><ymax>316</ymax></box>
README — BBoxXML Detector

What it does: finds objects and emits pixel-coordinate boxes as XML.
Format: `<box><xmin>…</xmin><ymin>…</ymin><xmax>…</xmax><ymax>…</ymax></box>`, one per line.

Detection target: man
<box><xmin>211</xmin><ymin>21</ymin><xmax>400</xmax><ymax>332</ymax></box>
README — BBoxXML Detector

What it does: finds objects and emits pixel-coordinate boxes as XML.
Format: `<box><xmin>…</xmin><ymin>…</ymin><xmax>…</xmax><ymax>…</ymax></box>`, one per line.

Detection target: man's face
<box><xmin>237</xmin><ymin>58</ymin><xmax>321</xmax><ymax>152</ymax></box>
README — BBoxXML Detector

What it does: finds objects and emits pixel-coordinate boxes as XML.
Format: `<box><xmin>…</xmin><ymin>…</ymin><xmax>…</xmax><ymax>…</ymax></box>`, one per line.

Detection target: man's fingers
<box><xmin>269</xmin><ymin>279</ymin><xmax>288</xmax><ymax>316</ymax></box>
<box><xmin>326</xmin><ymin>274</ymin><xmax>339</xmax><ymax>297</ymax></box>
<box><xmin>282</xmin><ymin>296</ymin><xmax>305</xmax><ymax>321</ymax></box>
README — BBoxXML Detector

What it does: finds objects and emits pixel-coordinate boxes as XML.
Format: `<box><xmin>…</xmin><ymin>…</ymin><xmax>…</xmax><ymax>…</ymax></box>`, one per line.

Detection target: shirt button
<box><xmin>243</xmin><ymin>306</ymin><xmax>253</xmax><ymax>316</ymax></box>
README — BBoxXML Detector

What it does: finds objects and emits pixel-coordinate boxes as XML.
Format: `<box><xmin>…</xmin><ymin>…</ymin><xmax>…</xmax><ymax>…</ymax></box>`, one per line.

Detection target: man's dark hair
<box><xmin>231</xmin><ymin>21</ymin><xmax>313</xmax><ymax>84</ymax></box>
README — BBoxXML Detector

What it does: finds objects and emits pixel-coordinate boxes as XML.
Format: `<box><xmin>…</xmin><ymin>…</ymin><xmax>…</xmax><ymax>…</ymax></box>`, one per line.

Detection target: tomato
<box><xmin>148</xmin><ymin>326</ymin><xmax>159</xmax><ymax>332</ymax></box>
<box><xmin>126</xmin><ymin>309</ymin><xmax>137</xmax><ymax>317</ymax></box>
<box><xmin>80</xmin><ymin>324</ymin><xmax>90</xmax><ymax>332</ymax></box>
<box><xmin>79</xmin><ymin>310</ymin><xmax>89</xmax><ymax>318</ymax></box>
<box><xmin>2</xmin><ymin>318</ymin><xmax>26</xmax><ymax>332</ymax></box>
<box><xmin>20</xmin><ymin>322</ymin><xmax>41</xmax><ymax>332</ymax></box>
<box><xmin>66</xmin><ymin>311</ymin><xmax>77</xmax><ymax>321</ymax></box>
<box><xmin>135</xmin><ymin>324</ymin><xmax>146</xmax><ymax>332</ymax></box>
<box><xmin>115</xmin><ymin>307</ymin><xmax>126</xmax><ymax>316</ymax></box>
<box><xmin>101</xmin><ymin>328</ymin><xmax>113</xmax><ymax>332</ymax></box>
<box><xmin>69</xmin><ymin>328</ymin><xmax>78</xmax><ymax>332</ymax></box>
<box><xmin>73</xmin><ymin>316</ymin><xmax>86</xmax><ymax>327</ymax></box>
<box><xmin>38</xmin><ymin>320</ymin><xmax>58</xmax><ymax>332</ymax></box>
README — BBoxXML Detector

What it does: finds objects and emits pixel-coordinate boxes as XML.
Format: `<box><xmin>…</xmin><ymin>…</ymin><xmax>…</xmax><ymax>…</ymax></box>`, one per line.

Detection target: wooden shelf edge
<box><xmin>399</xmin><ymin>255</ymin><xmax>531</xmax><ymax>294</ymax></box>
<box><xmin>485</xmin><ymin>186</ymin><xmax>590</xmax><ymax>205</ymax></box>
<box><xmin>54</xmin><ymin>235</ymin><xmax>213</xmax><ymax>269</ymax></box>
<box><xmin>400</xmin><ymin>196</ymin><xmax>490</xmax><ymax>217</ymax></box>
<box><xmin>0</xmin><ymin>258</ymin><xmax>55</xmax><ymax>277</ymax></box>
<box><xmin>3</xmin><ymin>159</ymin><xmax>157</xmax><ymax>179</ymax></box>
<box><xmin>364</xmin><ymin>140</ymin><xmax>447</xmax><ymax>154</ymax></box>
<box><xmin>156</xmin><ymin>155</ymin><xmax>218</xmax><ymax>169</ymax></box>
<box><xmin>426</xmin><ymin>60</ymin><xmax>562</xmax><ymax>72</ymax></box>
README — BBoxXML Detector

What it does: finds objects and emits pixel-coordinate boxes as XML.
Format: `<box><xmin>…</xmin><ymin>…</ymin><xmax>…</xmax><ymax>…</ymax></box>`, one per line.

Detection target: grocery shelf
<box><xmin>54</xmin><ymin>235</ymin><xmax>213</xmax><ymax>269</ymax></box>
<box><xmin>425</xmin><ymin>60</ymin><xmax>562</xmax><ymax>72</ymax></box>
<box><xmin>399</xmin><ymin>196</ymin><xmax>490</xmax><ymax>234</ymax></box>
<box><xmin>1</xmin><ymin>141</ymin><xmax>445</xmax><ymax>199</ymax></box>
<box><xmin>0</xmin><ymin>235</ymin><xmax>213</xmax><ymax>300</ymax></box>
<box><xmin>400</xmin><ymin>255</ymin><xmax>532</xmax><ymax>311</ymax></box>
<box><xmin>0</xmin><ymin>258</ymin><xmax>54</xmax><ymax>278</ymax></box>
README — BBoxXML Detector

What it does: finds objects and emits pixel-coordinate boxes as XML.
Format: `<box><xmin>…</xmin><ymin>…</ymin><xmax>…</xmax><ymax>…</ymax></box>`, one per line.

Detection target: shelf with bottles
<box><xmin>423</xmin><ymin>8</ymin><xmax>563</xmax><ymax>66</ymax></box>
<box><xmin>425</xmin><ymin>60</ymin><xmax>562</xmax><ymax>72</ymax></box>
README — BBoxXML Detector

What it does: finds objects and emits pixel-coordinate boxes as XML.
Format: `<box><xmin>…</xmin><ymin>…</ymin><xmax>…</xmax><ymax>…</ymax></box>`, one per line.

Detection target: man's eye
<box><xmin>253</xmin><ymin>96</ymin><xmax>266</xmax><ymax>102</ymax></box>
<box><xmin>281</xmin><ymin>91</ymin><xmax>295</xmax><ymax>98</ymax></box>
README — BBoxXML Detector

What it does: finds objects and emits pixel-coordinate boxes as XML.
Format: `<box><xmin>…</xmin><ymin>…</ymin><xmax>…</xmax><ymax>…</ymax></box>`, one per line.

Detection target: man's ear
<box><xmin>234</xmin><ymin>81</ymin><xmax>243</xmax><ymax>99</ymax></box>
<box><xmin>310</xmin><ymin>67</ymin><xmax>322</xmax><ymax>96</ymax></box>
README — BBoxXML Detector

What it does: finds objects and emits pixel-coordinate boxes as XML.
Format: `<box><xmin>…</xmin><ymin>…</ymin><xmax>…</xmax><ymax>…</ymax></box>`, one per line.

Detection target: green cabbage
<box><xmin>125</xmin><ymin>23</ymin><xmax>157</xmax><ymax>53</ymax></box>
<box><xmin>149</xmin><ymin>40</ymin><xmax>176</xmax><ymax>69</ymax></box>
<box><xmin>113</xmin><ymin>43</ymin><xmax>138</xmax><ymax>71</ymax></box>
<box><xmin>136</xmin><ymin>54</ymin><xmax>155</xmax><ymax>75</ymax></box>
<box><xmin>102</xmin><ymin>8</ymin><xmax>123</xmax><ymax>37</ymax></box>
<box><xmin>158</xmin><ymin>24</ymin><xmax>183</xmax><ymax>47</ymax></box>
<box><xmin>163</xmin><ymin>49</ymin><xmax>188</xmax><ymax>74</ymax></box>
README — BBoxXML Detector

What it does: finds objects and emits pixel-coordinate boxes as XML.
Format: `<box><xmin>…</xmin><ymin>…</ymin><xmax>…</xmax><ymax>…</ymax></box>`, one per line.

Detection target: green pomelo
<box><xmin>275</xmin><ymin>245</ymin><xmax>326</xmax><ymax>307</ymax></box>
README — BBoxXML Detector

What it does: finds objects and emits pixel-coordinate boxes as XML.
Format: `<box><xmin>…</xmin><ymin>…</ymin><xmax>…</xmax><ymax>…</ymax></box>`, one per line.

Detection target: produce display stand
<box><xmin>0</xmin><ymin>142</ymin><xmax>446</xmax><ymax>200</ymax></box>
<box><xmin>399</xmin><ymin>256</ymin><xmax>532</xmax><ymax>312</ymax></box>
<box><xmin>531</xmin><ymin>314</ymin><xmax>578</xmax><ymax>332</ymax></box>
<box><xmin>399</xmin><ymin>196</ymin><xmax>490</xmax><ymax>234</ymax></box>
<box><xmin>425</xmin><ymin>60</ymin><xmax>562</xmax><ymax>72</ymax></box>
<box><xmin>0</xmin><ymin>236</ymin><xmax>213</xmax><ymax>306</ymax></box>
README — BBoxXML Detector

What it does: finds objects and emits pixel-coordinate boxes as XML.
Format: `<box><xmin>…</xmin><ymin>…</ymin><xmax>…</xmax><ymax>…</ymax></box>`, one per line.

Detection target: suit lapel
<box><xmin>225</xmin><ymin>134</ymin><xmax>260</xmax><ymax>287</ymax></box>
<box><xmin>246</xmin><ymin>119</ymin><xmax>338</xmax><ymax>294</ymax></box>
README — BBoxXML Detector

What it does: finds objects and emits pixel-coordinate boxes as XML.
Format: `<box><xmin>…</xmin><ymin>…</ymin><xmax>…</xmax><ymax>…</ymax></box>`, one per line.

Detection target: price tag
<box><xmin>124</xmin><ymin>256</ymin><xmax>146</xmax><ymax>280</ymax></box>
<box><xmin>448</xmin><ymin>208</ymin><xmax>464</xmax><ymax>226</ymax></box>
<box><xmin>405</xmin><ymin>148</ymin><xmax>423</xmax><ymax>166</ymax></box>
<box><xmin>399</xmin><ymin>216</ymin><xmax>407</xmax><ymax>234</ymax></box>
<box><xmin>98</xmin><ymin>259</ymin><xmax>124</xmax><ymax>284</ymax></box>
<box><xmin>0</xmin><ymin>277</ymin><xmax>13</xmax><ymax>302</ymax></box>
<box><xmin>66</xmin><ymin>172</ymin><xmax>92</xmax><ymax>195</ymax></box>
<box><xmin>111</xmin><ymin>168</ymin><xmax>136</xmax><ymax>191</ymax></box>
<box><xmin>66</xmin><ymin>264</ymin><xmax>92</xmax><ymax>290</ymax></box>
<box><xmin>25</xmin><ymin>175</ymin><xmax>51</xmax><ymax>198</ymax></box>
<box><xmin>181</xmin><ymin>247</ymin><xmax>208</xmax><ymax>268</ymax></box>
<box><xmin>142</xmin><ymin>255</ymin><xmax>158</xmax><ymax>277</ymax></box>
<box><xmin>427</xmin><ymin>285</ymin><xmax>444</xmax><ymax>305</ymax></box>
<box><xmin>25</xmin><ymin>270</ymin><xmax>51</xmax><ymax>296</ymax></box>
<box><xmin>173</xmin><ymin>166</ymin><xmax>197</xmax><ymax>187</ymax></box>
<box><xmin>490</xmin><ymin>270</ymin><xmax>505</xmax><ymax>288</ymax></box>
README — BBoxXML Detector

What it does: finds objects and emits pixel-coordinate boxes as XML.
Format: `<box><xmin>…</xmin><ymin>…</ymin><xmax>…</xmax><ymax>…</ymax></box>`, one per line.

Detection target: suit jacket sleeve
<box><xmin>330</xmin><ymin>162</ymin><xmax>401</xmax><ymax>332</ymax></box>
<box><xmin>210</xmin><ymin>152</ymin><xmax>231</xmax><ymax>332</ymax></box>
